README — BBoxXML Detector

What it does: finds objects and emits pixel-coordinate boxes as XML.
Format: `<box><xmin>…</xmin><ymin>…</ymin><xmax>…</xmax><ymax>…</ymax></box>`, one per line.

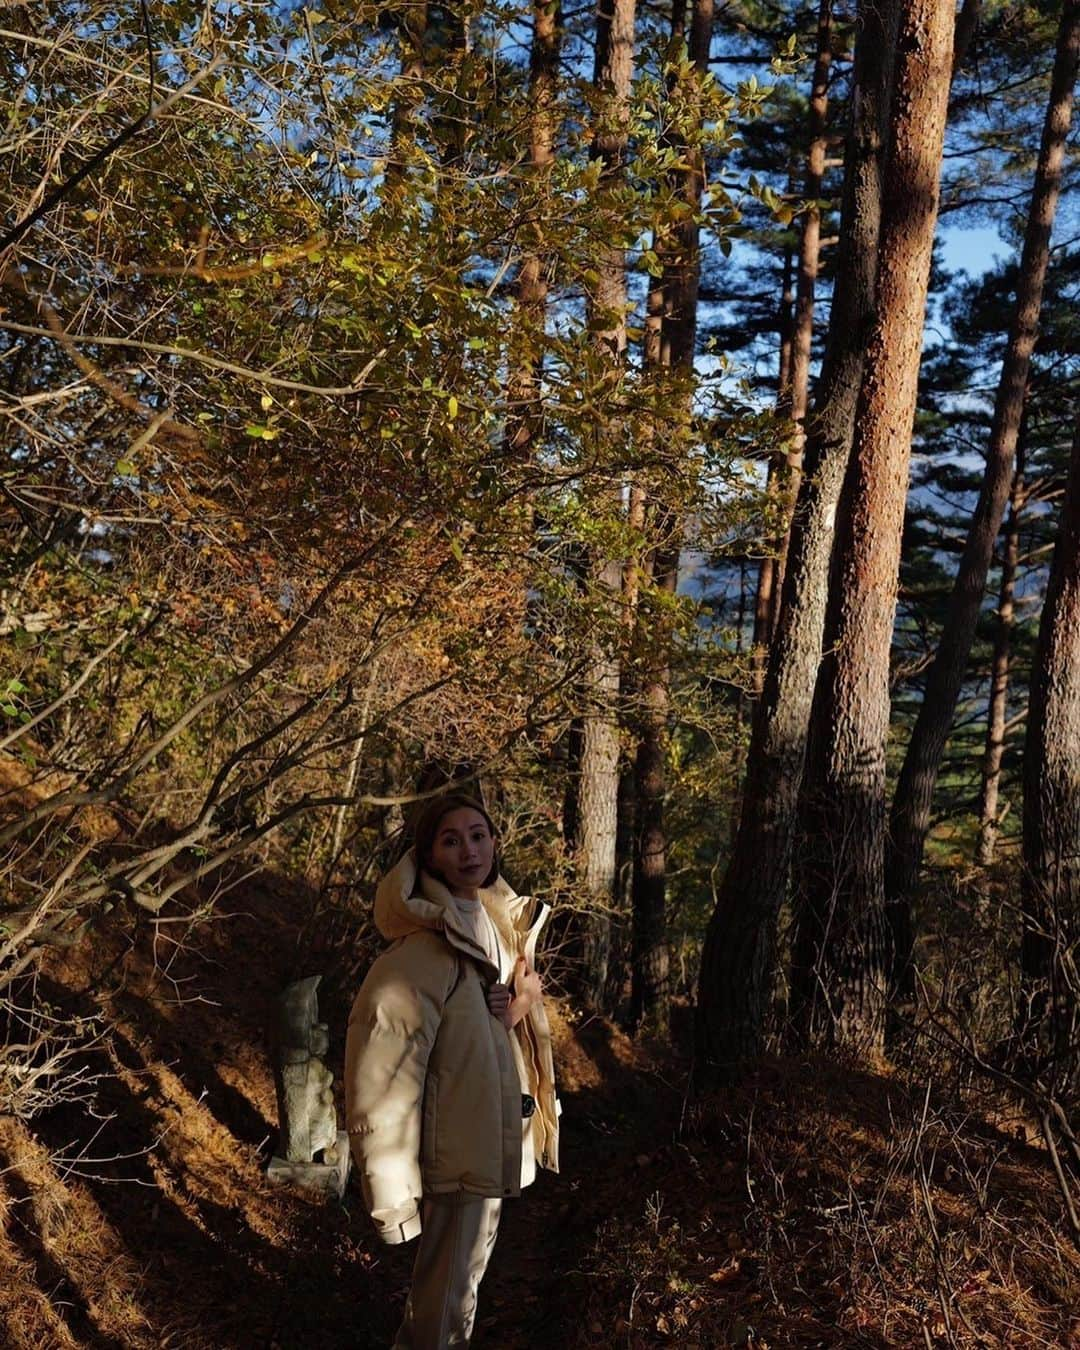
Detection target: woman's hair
<box><xmin>412</xmin><ymin>792</ymin><xmax>500</xmax><ymax>888</ymax></box>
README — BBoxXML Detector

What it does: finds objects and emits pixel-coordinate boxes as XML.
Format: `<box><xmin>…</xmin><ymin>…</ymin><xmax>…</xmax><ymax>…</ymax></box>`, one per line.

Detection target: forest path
<box><xmin>472</xmin><ymin>1015</ymin><xmax>698</xmax><ymax>1350</ymax></box>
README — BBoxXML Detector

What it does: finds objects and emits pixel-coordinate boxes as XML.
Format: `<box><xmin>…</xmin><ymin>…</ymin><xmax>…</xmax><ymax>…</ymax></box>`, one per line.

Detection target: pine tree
<box><xmin>1020</xmin><ymin>412</ymin><xmax>1080</xmax><ymax>1089</ymax></box>
<box><xmin>886</xmin><ymin>0</ymin><xmax>1080</xmax><ymax>996</ymax></box>
<box><xmin>696</xmin><ymin>0</ymin><xmax>902</xmax><ymax>1066</ymax></box>
<box><xmin>789</xmin><ymin>0</ymin><xmax>954</xmax><ymax>1055</ymax></box>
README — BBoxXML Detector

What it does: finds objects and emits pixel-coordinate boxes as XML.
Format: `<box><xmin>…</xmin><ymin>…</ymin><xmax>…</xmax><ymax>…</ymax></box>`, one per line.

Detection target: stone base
<box><xmin>267</xmin><ymin>1130</ymin><xmax>351</xmax><ymax>1200</ymax></box>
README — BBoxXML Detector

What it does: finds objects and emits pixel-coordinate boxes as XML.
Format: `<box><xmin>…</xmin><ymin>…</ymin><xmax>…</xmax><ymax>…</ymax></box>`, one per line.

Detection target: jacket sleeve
<box><xmin>344</xmin><ymin>937</ymin><xmax>456</xmax><ymax>1244</ymax></box>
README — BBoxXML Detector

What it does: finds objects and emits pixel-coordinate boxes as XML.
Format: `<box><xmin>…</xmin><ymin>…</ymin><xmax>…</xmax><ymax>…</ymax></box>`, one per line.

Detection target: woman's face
<box><xmin>427</xmin><ymin>807</ymin><xmax>495</xmax><ymax>900</ymax></box>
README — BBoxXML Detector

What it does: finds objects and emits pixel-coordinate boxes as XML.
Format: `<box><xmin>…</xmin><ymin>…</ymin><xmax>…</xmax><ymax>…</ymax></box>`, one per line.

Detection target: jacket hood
<box><xmin>374</xmin><ymin>849</ymin><xmax>541</xmax><ymax>979</ymax></box>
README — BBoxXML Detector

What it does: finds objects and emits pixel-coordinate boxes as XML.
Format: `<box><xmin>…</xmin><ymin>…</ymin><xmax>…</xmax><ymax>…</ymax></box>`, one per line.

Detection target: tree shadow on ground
<box><xmin>112</xmin><ymin>986</ymin><xmax>276</xmax><ymax>1154</ymax></box>
<box><xmin>1</xmin><ymin>1161</ymin><xmax>130</xmax><ymax>1350</ymax></box>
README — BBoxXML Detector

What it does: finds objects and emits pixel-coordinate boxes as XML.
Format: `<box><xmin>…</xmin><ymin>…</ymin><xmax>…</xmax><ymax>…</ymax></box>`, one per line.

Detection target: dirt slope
<box><xmin>1</xmin><ymin>877</ymin><xmax>1077</xmax><ymax>1349</ymax></box>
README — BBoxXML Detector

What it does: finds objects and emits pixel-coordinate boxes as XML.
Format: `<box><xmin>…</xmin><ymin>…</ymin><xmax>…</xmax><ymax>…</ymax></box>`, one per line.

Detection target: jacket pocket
<box><xmin>421</xmin><ymin>1074</ymin><xmax>439</xmax><ymax>1173</ymax></box>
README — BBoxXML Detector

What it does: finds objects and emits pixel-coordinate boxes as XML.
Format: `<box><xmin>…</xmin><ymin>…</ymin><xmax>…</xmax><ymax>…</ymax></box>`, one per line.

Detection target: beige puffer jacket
<box><xmin>344</xmin><ymin>851</ymin><xmax>560</xmax><ymax>1245</ymax></box>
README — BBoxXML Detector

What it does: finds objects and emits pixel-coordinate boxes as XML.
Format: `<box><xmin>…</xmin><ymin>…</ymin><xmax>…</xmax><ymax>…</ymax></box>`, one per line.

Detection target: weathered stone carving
<box><xmin>267</xmin><ymin>975</ymin><xmax>349</xmax><ymax>1197</ymax></box>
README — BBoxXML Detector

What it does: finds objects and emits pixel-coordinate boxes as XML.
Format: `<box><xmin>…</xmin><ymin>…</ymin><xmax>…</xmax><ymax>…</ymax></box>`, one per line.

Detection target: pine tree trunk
<box><xmin>777</xmin><ymin>241</ymin><xmax>796</xmax><ymax>409</ymax></box>
<box><xmin>627</xmin><ymin>0</ymin><xmax>712</xmax><ymax>1037</ymax></box>
<box><xmin>952</xmin><ymin>0</ymin><xmax>982</xmax><ymax>78</ymax></box>
<box><xmin>696</xmin><ymin>0</ymin><xmax>902</xmax><ymax>1069</ymax></box>
<box><xmin>578</xmin><ymin>576</ymin><xmax>623</xmax><ymax>1000</ymax></box>
<box><xmin>590</xmin><ymin>0</ymin><xmax>636</xmax><ymax>360</ymax></box>
<box><xmin>505</xmin><ymin>0</ymin><xmax>561</xmax><ymax>461</ymax></box>
<box><xmin>886</xmin><ymin>0</ymin><xmax>1080</xmax><ymax>996</ymax></box>
<box><xmin>773</xmin><ymin>0</ymin><xmax>834</xmax><ymax>611</ymax></box>
<box><xmin>752</xmin><ymin>244</ymin><xmax>796</xmax><ymax>692</ymax></box>
<box><xmin>977</xmin><ymin>430</ymin><xmax>1026</xmax><ymax>867</ymax></box>
<box><xmin>630</xmin><ymin>533</ymin><xmax>679</xmax><ymax>1035</ymax></box>
<box><xmin>577</xmin><ymin>0</ymin><xmax>637</xmax><ymax>1010</ymax></box>
<box><xmin>1020</xmin><ymin>413</ymin><xmax>1080</xmax><ymax>1090</ymax></box>
<box><xmin>790</xmin><ymin>0</ymin><xmax>953</xmax><ymax>1058</ymax></box>
<box><xmin>386</xmin><ymin>3</ymin><xmax>428</xmax><ymax>187</ymax></box>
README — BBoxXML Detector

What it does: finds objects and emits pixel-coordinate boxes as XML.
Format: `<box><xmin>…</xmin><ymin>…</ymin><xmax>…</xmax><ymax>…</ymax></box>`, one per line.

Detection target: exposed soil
<box><xmin>1</xmin><ymin>874</ymin><xmax>1078</xmax><ymax>1349</ymax></box>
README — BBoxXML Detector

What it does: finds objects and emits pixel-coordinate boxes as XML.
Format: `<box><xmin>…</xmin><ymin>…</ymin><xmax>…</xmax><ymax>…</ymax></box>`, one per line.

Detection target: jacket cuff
<box><xmin>375</xmin><ymin>1208</ymin><xmax>422</xmax><ymax>1245</ymax></box>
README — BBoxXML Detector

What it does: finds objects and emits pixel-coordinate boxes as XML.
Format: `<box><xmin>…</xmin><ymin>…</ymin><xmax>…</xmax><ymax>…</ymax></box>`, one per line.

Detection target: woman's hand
<box><xmin>487</xmin><ymin>981</ymin><xmax>513</xmax><ymax>1030</ymax></box>
<box><xmin>487</xmin><ymin>959</ymin><xmax>543</xmax><ymax>1031</ymax></box>
<box><xmin>508</xmin><ymin>957</ymin><xmax>542</xmax><ymax>1027</ymax></box>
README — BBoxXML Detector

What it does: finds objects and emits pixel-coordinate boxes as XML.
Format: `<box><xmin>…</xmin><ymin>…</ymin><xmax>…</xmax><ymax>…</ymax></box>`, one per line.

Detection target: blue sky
<box><xmin>939</xmin><ymin>223</ymin><xmax>1010</xmax><ymax>280</ymax></box>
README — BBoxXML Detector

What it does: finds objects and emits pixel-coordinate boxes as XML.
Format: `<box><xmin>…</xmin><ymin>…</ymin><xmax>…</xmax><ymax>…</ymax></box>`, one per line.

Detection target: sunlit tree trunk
<box><xmin>977</xmin><ymin>426</ymin><xmax>1026</xmax><ymax>867</ymax></box>
<box><xmin>790</xmin><ymin>0</ymin><xmax>953</xmax><ymax>1057</ymax></box>
<box><xmin>1020</xmin><ymin>413</ymin><xmax>1080</xmax><ymax>1089</ymax></box>
<box><xmin>696</xmin><ymin>0</ymin><xmax>901</xmax><ymax>1069</ymax></box>
<box><xmin>577</xmin><ymin>0</ymin><xmax>637</xmax><ymax>1009</ymax></box>
<box><xmin>886</xmin><ymin>0</ymin><xmax>1080</xmax><ymax>996</ymax></box>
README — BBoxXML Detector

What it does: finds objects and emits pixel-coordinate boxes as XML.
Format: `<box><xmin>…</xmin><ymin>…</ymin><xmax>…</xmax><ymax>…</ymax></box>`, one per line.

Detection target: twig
<box><xmin>0</xmin><ymin>622</ymin><xmax>138</xmax><ymax>753</ymax></box>
<box><xmin>1</xmin><ymin>32</ymin><xmax>224</xmax><ymax>255</ymax></box>
<box><xmin>0</xmin><ymin>321</ymin><xmax>386</xmax><ymax>398</ymax></box>
<box><xmin>0</xmin><ymin>520</ymin><xmax>406</xmax><ymax>849</ymax></box>
<box><xmin>1040</xmin><ymin>1112</ymin><xmax>1080</xmax><ymax>1241</ymax></box>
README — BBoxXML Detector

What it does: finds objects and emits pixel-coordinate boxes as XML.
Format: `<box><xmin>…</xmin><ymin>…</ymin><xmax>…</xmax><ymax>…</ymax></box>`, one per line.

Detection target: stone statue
<box><xmin>267</xmin><ymin>975</ymin><xmax>350</xmax><ymax>1197</ymax></box>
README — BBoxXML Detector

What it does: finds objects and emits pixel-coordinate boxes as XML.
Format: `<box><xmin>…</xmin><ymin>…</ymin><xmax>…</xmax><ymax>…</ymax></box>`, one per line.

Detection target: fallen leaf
<box><xmin>709</xmin><ymin>1261</ymin><xmax>741</xmax><ymax>1284</ymax></box>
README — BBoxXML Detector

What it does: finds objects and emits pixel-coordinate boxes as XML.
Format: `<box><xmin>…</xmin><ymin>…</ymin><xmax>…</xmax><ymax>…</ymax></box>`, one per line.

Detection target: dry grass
<box><xmin>565</xmin><ymin>1057</ymin><xmax>1080</xmax><ymax>1349</ymax></box>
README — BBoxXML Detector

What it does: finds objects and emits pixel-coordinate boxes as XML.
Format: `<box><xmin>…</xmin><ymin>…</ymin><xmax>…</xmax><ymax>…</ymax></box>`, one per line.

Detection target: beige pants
<box><xmin>392</xmin><ymin>1194</ymin><xmax>503</xmax><ymax>1349</ymax></box>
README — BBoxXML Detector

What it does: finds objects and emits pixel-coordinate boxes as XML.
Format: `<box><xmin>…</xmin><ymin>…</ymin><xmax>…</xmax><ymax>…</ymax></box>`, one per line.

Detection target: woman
<box><xmin>345</xmin><ymin>792</ymin><xmax>559</xmax><ymax>1349</ymax></box>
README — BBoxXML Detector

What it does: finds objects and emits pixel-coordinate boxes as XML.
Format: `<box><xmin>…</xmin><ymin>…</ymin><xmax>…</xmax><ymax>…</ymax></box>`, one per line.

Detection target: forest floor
<box><xmin>1</xmin><ymin>866</ymin><xmax>1078</xmax><ymax>1350</ymax></box>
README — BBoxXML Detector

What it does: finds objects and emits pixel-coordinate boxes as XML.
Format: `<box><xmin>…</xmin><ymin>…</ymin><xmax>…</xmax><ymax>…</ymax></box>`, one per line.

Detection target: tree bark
<box><xmin>1020</xmin><ymin>413</ymin><xmax>1080</xmax><ymax>1089</ymax></box>
<box><xmin>629</xmin><ymin>529</ymin><xmax>679</xmax><ymax>1035</ymax></box>
<box><xmin>952</xmin><ymin>0</ymin><xmax>982</xmax><ymax>78</ymax></box>
<box><xmin>696</xmin><ymin>0</ymin><xmax>902</xmax><ymax>1069</ymax></box>
<box><xmin>751</xmin><ymin>242</ymin><xmax>796</xmax><ymax>693</ymax></box>
<box><xmin>590</xmin><ymin>0</ymin><xmax>636</xmax><ymax>360</ymax></box>
<box><xmin>886</xmin><ymin>0</ymin><xmax>1080</xmax><ymax>996</ymax></box>
<box><xmin>505</xmin><ymin>0</ymin><xmax>561</xmax><ymax>462</ymax></box>
<box><xmin>790</xmin><ymin>0</ymin><xmax>953</xmax><ymax>1058</ymax></box>
<box><xmin>386</xmin><ymin>3</ymin><xmax>428</xmax><ymax>188</ymax></box>
<box><xmin>628</xmin><ymin>0</ymin><xmax>713</xmax><ymax>1036</ymax></box>
<box><xmin>577</xmin><ymin>0</ymin><xmax>637</xmax><ymax>1009</ymax></box>
<box><xmin>772</xmin><ymin>0</ymin><xmax>835</xmax><ymax>614</ymax></box>
<box><xmin>977</xmin><ymin>426</ymin><xmax>1026</xmax><ymax>867</ymax></box>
